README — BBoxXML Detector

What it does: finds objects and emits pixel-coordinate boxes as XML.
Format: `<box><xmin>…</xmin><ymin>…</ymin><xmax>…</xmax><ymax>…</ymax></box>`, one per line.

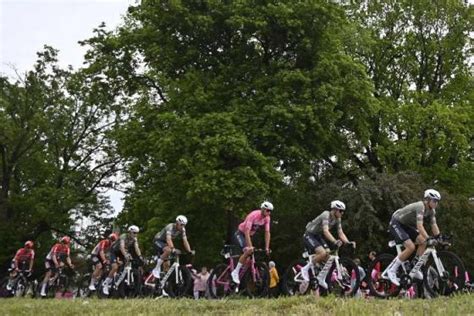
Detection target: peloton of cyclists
<box><xmin>230</xmin><ymin>201</ymin><xmax>273</xmax><ymax>285</ymax></box>
<box><xmin>385</xmin><ymin>189</ymin><xmax>442</xmax><ymax>286</ymax></box>
<box><xmin>40</xmin><ymin>236</ymin><xmax>75</xmax><ymax>297</ymax></box>
<box><xmin>102</xmin><ymin>225</ymin><xmax>143</xmax><ymax>296</ymax></box>
<box><xmin>88</xmin><ymin>232</ymin><xmax>119</xmax><ymax>291</ymax></box>
<box><xmin>301</xmin><ymin>200</ymin><xmax>356</xmax><ymax>289</ymax></box>
<box><xmin>6</xmin><ymin>241</ymin><xmax>35</xmax><ymax>291</ymax></box>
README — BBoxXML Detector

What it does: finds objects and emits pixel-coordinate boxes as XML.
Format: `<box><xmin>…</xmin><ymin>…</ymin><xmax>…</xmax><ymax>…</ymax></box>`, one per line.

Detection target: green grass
<box><xmin>1</xmin><ymin>294</ymin><xmax>473</xmax><ymax>315</ymax></box>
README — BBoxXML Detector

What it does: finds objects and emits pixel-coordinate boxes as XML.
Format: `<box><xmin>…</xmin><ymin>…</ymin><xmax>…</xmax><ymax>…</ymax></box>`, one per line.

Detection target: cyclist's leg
<box><xmin>301</xmin><ymin>233</ymin><xmax>325</xmax><ymax>281</ymax></box>
<box><xmin>231</xmin><ymin>231</ymin><xmax>250</xmax><ymax>283</ymax></box>
<box><xmin>89</xmin><ymin>257</ymin><xmax>102</xmax><ymax>289</ymax></box>
<box><xmin>152</xmin><ymin>240</ymin><xmax>167</xmax><ymax>278</ymax></box>
<box><xmin>102</xmin><ymin>253</ymin><xmax>119</xmax><ymax>295</ymax></box>
<box><xmin>40</xmin><ymin>260</ymin><xmax>55</xmax><ymax>296</ymax></box>
<box><xmin>387</xmin><ymin>220</ymin><xmax>416</xmax><ymax>285</ymax></box>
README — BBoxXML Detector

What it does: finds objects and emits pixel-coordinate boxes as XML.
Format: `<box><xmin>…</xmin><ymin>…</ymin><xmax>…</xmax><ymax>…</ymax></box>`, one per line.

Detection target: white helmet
<box><xmin>330</xmin><ymin>200</ymin><xmax>346</xmax><ymax>211</ymax></box>
<box><xmin>424</xmin><ymin>189</ymin><xmax>441</xmax><ymax>200</ymax></box>
<box><xmin>176</xmin><ymin>215</ymin><xmax>188</xmax><ymax>225</ymax></box>
<box><xmin>128</xmin><ymin>225</ymin><xmax>140</xmax><ymax>233</ymax></box>
<box><xmin>260</xmin><ymin>201</ymin><xmax>274</xmax><ymax>211</ymax></box>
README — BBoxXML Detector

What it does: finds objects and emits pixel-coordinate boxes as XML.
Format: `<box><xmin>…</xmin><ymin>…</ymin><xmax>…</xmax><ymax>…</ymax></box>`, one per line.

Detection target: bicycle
<box><xmin>207</xmin><ymin>245</ymin><xmax>270</xmax><ymax>299</ymax></box>
<box><xmin>282</xmin><ymin>244</ymin><xmax>360</xmax><ymax>297</ymax></box>
<box><xmin>109</xmin><ymin>257</ymin><xmax>143</xmax><ymax>298</ymax></box>
<box><xmin>77</xmin><ymin>260</ymin><xmax>111</xmax><ymax>298</ymax></box>
<box><xmin>142</xmin><ymin>249</ymin><xmax>192</xmax><ymax>298</ymax></box>
<box><xmin>37</xmin><ymin>266</ymin><xmax>72</xmax><ymax>298</ymax></box>
<box><xmin>1</xmin><ymin>268</ymin><xmax>36</xmax><ymax>297</ymax></box>
<box><xmin>367</xmin><ymin>235</ymin><xmax>466</xmax><ymax>299</ymax></box>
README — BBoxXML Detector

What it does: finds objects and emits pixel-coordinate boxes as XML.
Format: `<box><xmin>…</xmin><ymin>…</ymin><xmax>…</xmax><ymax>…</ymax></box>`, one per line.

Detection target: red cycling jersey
<box><xmin>46</xmin><ymin>243</ymin><xmax>70</xmax><ymax>261</ymax></box>
<box><xmin>14</xmin><ymin>247</ymin><xmax>35</xmax><ymax>263</ymax></box>
<box><xmin>91</xmin><ymin>239</ymin><xmax>111</xmax><ymax>256</ymax></box>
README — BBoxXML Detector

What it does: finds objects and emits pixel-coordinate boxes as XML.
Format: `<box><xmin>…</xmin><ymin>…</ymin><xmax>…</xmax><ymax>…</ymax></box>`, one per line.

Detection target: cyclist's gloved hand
<box><xmin>334</xmin><ymin>240</ymin><xmax>343</xmax><ymax>248</ymax></box>
<box><xmin>348</xmin><ymin>241</ymin><xmax>357</xmax><ymax>249</ymax></box>
<box><xmin>69</xmin><ymin>263</ymin><xmax>75</xmax><ymax>270</ymax></box>
<box><xmin>189</xmin><ymin>250</ymin><xmax>196</xmax><ymax>256</ymax></box>
<box><xmin>126</xmin><ymin>253</ymin><xmax>133</xmax><ymax>261</ymax></box>
<box><xmin>265</xmin><ymin>248</ymin><xmax>271</xmax><ymax>256</ymax></box>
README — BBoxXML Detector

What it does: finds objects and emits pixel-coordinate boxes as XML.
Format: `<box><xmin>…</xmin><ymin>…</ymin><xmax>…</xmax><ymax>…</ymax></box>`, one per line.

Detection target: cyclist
<box><xmin>6</xmin><ymin>241</ymin><xmax>35</xmax><ymax>291</ymax></box>
<box><xmin>102</xmin><ymin>225</ymin><xmax>143</xmax><ymax>295</ymax></box>
<box><xmin>385</xmin><ymin>189</ymin><xmax>441</xmax><ymax>286</ymax></box>
<box><xmin>152</xmin><ymin>215</ymin><xmax>194</xmax><ymax>280</ymax></box>
<box><xmin>88</xmin><ymin>232</ymin><xmax>119</xmax><ymax>291</ymax></box>
<box><xmin>300</xmin><ymin>200</ymin><xmax>355</xmax><ymax>289</ymax></box>
<box><xmin>230</xmin><ymin>201</ymin><xmax>273</xmax><ymax>284</ymax></box>
<box><xmin>40</xmin><ymin>236</ymin><xmax>74</xmax><ymax>297</ymax></box>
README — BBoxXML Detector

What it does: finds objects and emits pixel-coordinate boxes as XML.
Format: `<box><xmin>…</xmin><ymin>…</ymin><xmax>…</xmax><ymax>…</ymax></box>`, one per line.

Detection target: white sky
<box><xmin>0</xmin><ymin>0</ymin><xmax>135</xmax><ymax>214</ymax></box>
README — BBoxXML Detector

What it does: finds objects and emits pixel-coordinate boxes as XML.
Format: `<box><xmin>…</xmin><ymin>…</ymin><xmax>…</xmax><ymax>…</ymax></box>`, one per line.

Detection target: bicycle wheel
<box><xmin>242</xmin><ymin>262</ymin><xmax>270</xmax><ymax>298</ymax></box>
<box><xmin>423</xmin><ymin>250</ymin><xmax>465</xmax><ymax>298</ymax></box>
<box><xmin>77</xmin><ymin>274</ymin><xmax>92</xmax><ymax>298</ymax></box>
<box><xmin>208</xmin><ymin>263</ymin><xmax>234</xmax><ymax>299</ymax></box>
<box><xmin>367</xmin><ymin>253</ymin><xmax>401</xmax><ymax>298</ymax></box>
<box><xmin>282</xmin><ymin>260</ymin><xmax>310</xmax><ymax>296</ymax></box>
<box><xmin>166</xmin><ymin>266</ymin><xmax>192</xmax><ymax>298</ymax></box>
<box><xmin>14</xmin><ymin>277</ymin><xmax>27</xmax><ymax>297</ymax></box>
<box><xmin>324</xmin><ymin>257</ymin><xmax>360</xmax><ymax>297</ymax></box>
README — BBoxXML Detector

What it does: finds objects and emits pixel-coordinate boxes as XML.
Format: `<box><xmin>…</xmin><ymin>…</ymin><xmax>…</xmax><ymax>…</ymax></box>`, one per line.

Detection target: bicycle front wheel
<box><xmin>366</xmin><ymin>253</ymin><xmax>401</xmax><ymax>299</ymax></box>
<box><xmin>423</xmin><ymin>250</ymin><xmax>465</xmax><ymax>298</ymax></box>
<box><xmin>325</xmin><ymin>257</ymin><xmax>360</xmax><ymax>297</ymax></box>
<box><xmin>242</xmin><ymin>262</ymin><xmax>270</xmax><ymax>298</ymax></box>
<box><xmin>282</xmin><ymin>260</ymin><xmax>310</xmax><ymax>296</ymax></box>
<box><xmin>166</xmin><ymin>266</ymin><xmax>192</xmax><ymax>298</ymax></box>
<box><xmin>208</xmin><ymin>263</ymin><xmax>233</xmax><ymax>299</ymax></box>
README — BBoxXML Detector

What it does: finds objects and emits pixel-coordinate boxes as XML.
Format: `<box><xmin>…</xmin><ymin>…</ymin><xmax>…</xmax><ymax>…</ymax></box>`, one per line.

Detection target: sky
<box><xmin>0</xmin><ymin>0</ymin><xmax>136</xmax><ymax>214</ymax></box>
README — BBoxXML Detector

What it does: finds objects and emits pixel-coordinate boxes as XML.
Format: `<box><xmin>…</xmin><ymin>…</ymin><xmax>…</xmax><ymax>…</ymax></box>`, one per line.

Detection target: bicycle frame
<box><xmin>214</xmin><ymin>249</ymin><xmax>262</xmax><ymax>290</ymax></box>
<box><xmin>143</xmin><ymin>254</ymin><xmax>181</xmax><ymax>289</ymax></box>
<box><xmin>381</xmin><ymin>239</ymin><xmax>447</xmax><ymax>283</ymax></box>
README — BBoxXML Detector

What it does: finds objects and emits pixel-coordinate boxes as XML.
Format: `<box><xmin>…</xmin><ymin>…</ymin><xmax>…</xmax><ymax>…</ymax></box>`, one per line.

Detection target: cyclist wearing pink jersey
<box><xmin>230</xmin><ymin>201</ymin><xmax>273</xmax><ymax>284</ymax></box>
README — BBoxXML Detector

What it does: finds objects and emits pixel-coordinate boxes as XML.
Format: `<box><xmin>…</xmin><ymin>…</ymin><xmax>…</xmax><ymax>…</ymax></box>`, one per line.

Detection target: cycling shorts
<box><xmin>303</xmin><ymin>232</ymin><xmax>328</xmax><ymax>252</ymax></box>
<box><xmin>389</xmin><ymin>219</ymin><xmax>419</xmax><ymax>243</ymax></box>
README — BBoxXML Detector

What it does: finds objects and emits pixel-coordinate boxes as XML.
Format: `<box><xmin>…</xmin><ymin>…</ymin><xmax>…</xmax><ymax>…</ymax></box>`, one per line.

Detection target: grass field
<box><xmin>1</xmin><ymin>294</ymin><xmax>473</xmax><ymax>316</ymax></box>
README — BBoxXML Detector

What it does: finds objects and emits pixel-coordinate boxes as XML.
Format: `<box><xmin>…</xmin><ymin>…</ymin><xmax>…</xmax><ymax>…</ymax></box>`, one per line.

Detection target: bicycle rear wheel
<box><xmin>367</xmin><ymin>253</ymin><xmax>401</xmax><ymax>298</ymax></box>
<box><xmin>166</xmin><ymin>266</ymin><xmax>192</xmax><ymax>298</ymax></box>
<box><xmin>282</xmin><ymin>260</ymin><xmax>310</xmax><ymax>296</ymax></box>
<box><xmin>208</xmin><ymin>263</ymin><xmax>234</xmax><ymax>299</ymax></box>
<box><xmin>423</xmin><ymin>250</ymin><xmax>465</xmax><ymax>298</ymax></box>
<box><xmin>242</xmin><ymin>262</ymin><xmax>269</xmax><ymax>298</ymax></box>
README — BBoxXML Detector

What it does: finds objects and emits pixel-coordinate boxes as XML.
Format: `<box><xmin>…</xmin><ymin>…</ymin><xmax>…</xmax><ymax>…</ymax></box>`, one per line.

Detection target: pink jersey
<box><xmin>238</xmin><ymin>210</ymin><xmax>270</xmax><ymax>236</ymax></box>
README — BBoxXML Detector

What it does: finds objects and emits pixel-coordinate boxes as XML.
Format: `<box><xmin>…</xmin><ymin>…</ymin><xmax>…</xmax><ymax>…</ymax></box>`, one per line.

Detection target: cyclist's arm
<box><xmin>134</xmin><ymin>240</ymin><xmax>142</xmax><ymax>257</ymax></box>
<box><xmin>244</xmin><ymin>229</ymin><xmax>253</xmax><ymax>249</ymax></box>
<box><xmin>99</xmin><ymin>249</ymin><xmax>107</xmax><ymax>263</ymax></box>
<box><xmin>323</xmin><ymin>226</ymin><xmax>337</xmax><ymax>244</ymax></box>
<box><xmin>416</xmin><ymin>208</ymin><xmax>429</xmax><ymax>240</ymax></box>
<box><xmin>52</xmin><ymin>247</ymin><xmax>60</xmax><ymax>267</ymax></box>
<box><xmin>431</xmin><ymin>223</ymin><xmax>440</xmax><ymax>236</ymax></box>
<box><xmin>264</xmin><ymin>231</ymin><xmax>270</xmax><ymax>251</ymax></box>
<box><xmin>120</xmin><ymin>239</ymin><xmax>128</xmax><ymax>256</ymax></box>
<box><xmin>28</xmin><ymin>251</ymin><xmax>35</xmax><ymax>271</ymax></box>
<box><xmin>337</xmin><ymin>228</ymin><xmax>350</xmax><ymax>244</ymax></box>
<box><xmin>182</xmin><ymin>236</ymin><xmax>191</xmax><ymax>253</ymax></box>
<box><xmin>66</xmin><ymin>256</ymin><xmax>73</xmax><ymax>267</ymax></box>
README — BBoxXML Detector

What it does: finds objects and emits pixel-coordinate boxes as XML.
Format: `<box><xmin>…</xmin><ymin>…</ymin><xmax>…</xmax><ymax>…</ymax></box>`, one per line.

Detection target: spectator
<box><xmin>269</xmin><ymin>261</ymin><xmax>280</xmax><ymax>297</ymax></box>
<box><xmin>191</xmin><ymin>266</ymin><xmax>210</xmax><ymax>299</ymax></box>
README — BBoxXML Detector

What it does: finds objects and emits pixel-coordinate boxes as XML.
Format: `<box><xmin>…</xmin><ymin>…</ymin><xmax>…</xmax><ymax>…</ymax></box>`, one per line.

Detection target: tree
<box><xmin>81</xmin><ymin>0</ymin><xmax>376</xmax><ymax>264</ymax></box>
<box><xmin>0</xmin><ymin>46</ymin><xmax>121</xmax><ymax>269</ymax></box>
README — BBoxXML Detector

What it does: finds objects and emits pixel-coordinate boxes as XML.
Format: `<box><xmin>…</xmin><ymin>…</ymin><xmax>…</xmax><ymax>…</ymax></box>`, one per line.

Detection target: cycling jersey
<box><xmin>91</xmin><ymin>239</ymin><xmax>111</xmax><ymax>256</ymax></box>
<box><xmin>305</xmin><ymin>211</ymin><xmax>341</xmax><ymax>235</ymax></box>
<box><xmin>238</xmin><ymin>210</ymin><xmax>270</xmax><ymax>236</ymax></box>
<box><xmin>111</xmin><ymin>233</ymin><xmax>137</xmax><ymax>254</ymax></box>
<box><xmin>392</xmin><ymin>201</ymin><xmax>436</xmax><ymax>228</ymax></box>
<box><xmin>14</xmin><ymin>248</ymin><xmax>35</xmax><ymax>263</ymax></box>
<box><xmin>45</xmin><ymin>243</ymin><xmax>70</xmax><ymax>262</ymax></box>
<box><xmin>154</xmin><ymin>223</ymin><xmax>186</xmax><ymax>242</ymax></box>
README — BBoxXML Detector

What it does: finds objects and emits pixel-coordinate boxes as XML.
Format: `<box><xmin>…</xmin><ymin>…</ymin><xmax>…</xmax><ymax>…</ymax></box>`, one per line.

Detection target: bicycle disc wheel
<box><xmin>166</xmin><ymin>266</ymin><xmax>192</xmax><ymax>298</ymax></box>
<box><xmin>242</xmin><ymin>262</ymin><xmax>269</xmax><ymax>298</ymax></box>
<box><xmin>208</xmin><ymin>263</ymin><xmax>233</xmax><ymax>299</ymax></box>
<box><xmin>367</xmin><ymin>253</ymin><xmax>401</xmax><ymax>298</ymax></box>
<box><xmin>282</xmin><ymin>260</ymin><xmax>310</xmax><ymax>296</ymax></box>
<box><xmin>14</xmin><ymin>277</ymin><xmax>27</xmax><ymax>297</ymax></box>
<box><xmin>325</xmin><ymin>257</ymin><xmax>360</xmax><ymax>297</ymax></box>
<box><xmin>423</xmin><ymin>250</ymin><xmax>465</xmax><ymax>298</ymax></box>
